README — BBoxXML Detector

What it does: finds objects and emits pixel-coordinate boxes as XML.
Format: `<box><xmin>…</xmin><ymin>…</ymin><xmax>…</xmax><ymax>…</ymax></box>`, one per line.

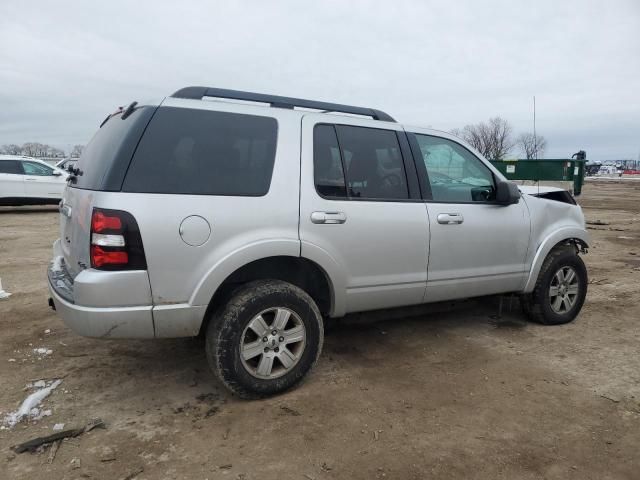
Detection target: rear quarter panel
<box><xmin>92</xmin><ymin>101</ymin><xmax>303</xmax><ymax>308</ymax></box>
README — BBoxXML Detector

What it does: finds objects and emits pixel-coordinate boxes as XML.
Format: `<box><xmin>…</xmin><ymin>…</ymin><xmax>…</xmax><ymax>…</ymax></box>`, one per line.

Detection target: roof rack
<box><xmin>170</xmin><ymin>86</ymin><xmax>396</xmax><ymax>122</ymax></box>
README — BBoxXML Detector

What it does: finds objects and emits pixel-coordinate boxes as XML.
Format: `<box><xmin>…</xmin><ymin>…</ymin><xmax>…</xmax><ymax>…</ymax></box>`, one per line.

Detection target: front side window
<box><xmin>22</xmin><ymin>161</ymin><xmax>54</xmax><ymax>176</ymax></box>
<box><xmin>123</xmin><ymin>107</ymin><xmax>278</xmax><ymax>196</ymax></box>
<box><xmin>0</xmin><ymin>160</ymin><xmax>22</xmax><ymax>174</ymax></box>
<box><xmin>414</xmin><ymin>134</ymin><xmax>495</xmax><ymax>202</ymax></box>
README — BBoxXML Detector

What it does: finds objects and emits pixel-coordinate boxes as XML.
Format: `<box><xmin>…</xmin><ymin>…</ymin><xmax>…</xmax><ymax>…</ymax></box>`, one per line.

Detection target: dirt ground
<box><xmin>1</xmin><ymin>181</ymin><xmax>638</xmax><ymax>480</ymax></box>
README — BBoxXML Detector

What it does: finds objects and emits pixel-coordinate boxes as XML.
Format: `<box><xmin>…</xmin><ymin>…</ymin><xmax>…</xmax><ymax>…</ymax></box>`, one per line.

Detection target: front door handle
<box><xmin>311</xmin><ymin>211</ymin><xmax>347</xmax><ymax>224</ymax></box>
<box><xmin>437</xmin><ymin>213</ymin><xmax>464</xmax><ymax>225</ymax></box>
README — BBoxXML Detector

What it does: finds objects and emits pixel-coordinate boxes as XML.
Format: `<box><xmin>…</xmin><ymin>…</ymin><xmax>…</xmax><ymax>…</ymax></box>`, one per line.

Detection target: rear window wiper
<box><xmin>66</xmin><ymin>163</ymin><xmax>83</xmax><ymax>183</ymax></box>
<box><xmin>98</xmin><ymin>101</ymin><xmax>137</xmax><ymax>128</ymax></box>
<box><xmin>121</xmin><ymin>101</ymin><xmax>138</xmax><ymax>120</ymax></box>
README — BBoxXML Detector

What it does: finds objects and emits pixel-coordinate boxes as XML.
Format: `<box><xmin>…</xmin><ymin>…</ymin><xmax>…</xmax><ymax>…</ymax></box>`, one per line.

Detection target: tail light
<box><xmin>90</xmin><ymin>208</ymin><xmax>147</xmax><ymax>270</ymax></box>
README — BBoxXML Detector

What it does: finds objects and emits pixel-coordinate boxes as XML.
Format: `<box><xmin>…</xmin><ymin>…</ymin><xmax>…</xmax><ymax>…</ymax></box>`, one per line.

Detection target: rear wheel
<box><xmin>206</xmin><ymin>280</ymin><xmax>323</xmax><ymax>398</ymax></box>
<box><xmin>521</xmin><ymin>247</ymin><xmax>588</xmax><ymax>325</ymax></box>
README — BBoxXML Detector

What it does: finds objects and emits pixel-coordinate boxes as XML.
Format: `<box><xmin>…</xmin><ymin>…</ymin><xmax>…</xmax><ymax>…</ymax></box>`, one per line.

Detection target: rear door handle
<box><xmin>437</xmin><ymin>213</ymin><xmax>464</xmax><ymax>225</ymax></box>
<box><xmin>311</xmin><ymin>211</ymin><xmax>347</xmax><ymax>224</ymax></box>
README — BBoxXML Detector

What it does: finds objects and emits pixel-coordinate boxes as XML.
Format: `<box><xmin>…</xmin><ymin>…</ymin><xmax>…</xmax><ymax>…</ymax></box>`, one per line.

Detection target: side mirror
<box><xmin>495</xmin><ymin>180</ymin><xmax>520</xmax><ymax>205</ymax></box>
<box><xmin>52</xmin><ymin>171</ymin><xmax>63</xmax><ymax>177</ymax></box>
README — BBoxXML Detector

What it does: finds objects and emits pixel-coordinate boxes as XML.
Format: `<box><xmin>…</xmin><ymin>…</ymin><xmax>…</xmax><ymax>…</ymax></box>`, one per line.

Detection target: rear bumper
<box><xmin>47</xmin><ymin>251</ymin><xmax>155</xmax><ymax>339</ymax></box>
<box><xmin>48</xmin><ymin>282</ymin><xmax>155</xmax><ymax>338</ymax></box>
<box><xmin>47</xmin><ymin>244</ymin><xmax>207</xmax><ymax>338</ymax></box>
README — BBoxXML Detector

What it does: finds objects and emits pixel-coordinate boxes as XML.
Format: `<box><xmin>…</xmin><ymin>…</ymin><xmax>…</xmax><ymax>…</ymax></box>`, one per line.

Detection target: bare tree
<box><xmin>1</xmin><ymin>142</ymin><xmax>82</xmax><ymax>158</ymax></box>
<box><xmin>20</xmin><ymin>142</ymin><xmax>36</xmax><ymax>156</ymax></box>
<box><xmin>486</xmin><ymin>117</ymin><xmax>515</xmax><ymax>160</ymax></box>
<box><xmin>454</xmin><ymin>117</ymin><xmax>515</xmax><ymax>160</ymax></box>
<box><xmin>71</xmin><ymin>144</ymin><xmax>84</xmax><ymax>158</ymax></box>
<box><xmin>517</xmin><ymin>133</ymin><xmax>547</xmax><ymax>159</ymax></box>
<box><xmin>0</xmin><ymin>144</ymin><xmax>22</xmax><ymax>155</ymax></box>
<box><xmin>47</xmin><ymin>146</ymin><xmax>65</xmax><ymax>158</ymax></box>
<box><xmin>21</xmin><ymin>142</ymin><xmax>50</xmax><ymax>157</ymax></box>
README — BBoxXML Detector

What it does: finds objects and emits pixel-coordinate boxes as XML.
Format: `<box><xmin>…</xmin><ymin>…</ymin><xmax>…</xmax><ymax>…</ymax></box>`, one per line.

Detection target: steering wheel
<box><xmin>380</xmin><ymin>173</ymin><xmax>402</xmax><ymax>188</ymax></box>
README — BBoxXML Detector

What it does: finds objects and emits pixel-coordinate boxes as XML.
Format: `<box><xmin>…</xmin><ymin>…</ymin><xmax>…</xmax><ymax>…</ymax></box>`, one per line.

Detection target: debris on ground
<box><xmin>100</xmin><ymin>445</ymin><xmax>117</xmax><ymax>462</ymax></box>
<box><xmin>279</xmin><ymin>405</ymin><xmax>301</xmax><ymax>416</ymax></box>
<box><xmin>33</xmin><ymin>347</ymin><xmax>53</xmax><ymax>357</ymax></box>
<box><xmin>50</xmin><ymin>255</ymin><xmax>64</xmax><ymax>273</ymax></box>
<box><xmin>11</xmin><ymin>418</ymin><xmax>105</xmax><ymax>454</ymax></box>
<box><xmin>600</xmin><ymin>394</ymin><xmax>621</xmax><ymax>403</ymax></box>
<box><xmin>2</xmin><ymin>379</ymin><xmax>62</xmax><ymax>428</ymax></box>
<box><xmin>0</xmin><ymin>278</ymin><xmax>11</xmax><ymax>299</ymax></box>
<box><xmin>47</xmin><ymin>440</ymin><xmax>61</xmax><ymax>464</ymax></box>
<box><xmin>586</xmin><ymin>220</ymin><xmax>610</xmax><ymax>225</ymax></box>
<box><xmin>120</xmin><ymin>466</ymin><xmax>144</xmax><ymax>480</ymax></box>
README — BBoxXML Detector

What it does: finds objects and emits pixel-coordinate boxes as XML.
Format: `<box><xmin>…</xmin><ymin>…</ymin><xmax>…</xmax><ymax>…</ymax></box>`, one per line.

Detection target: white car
<box><xmin>0</xmin><ymin>155</ymin><xmax>68</xmax><ymax>206</ymax></box>
<box><xmin>55</xmin><ymin>158</ymin><xmax>79</xmax><ymax>172</ymax></box>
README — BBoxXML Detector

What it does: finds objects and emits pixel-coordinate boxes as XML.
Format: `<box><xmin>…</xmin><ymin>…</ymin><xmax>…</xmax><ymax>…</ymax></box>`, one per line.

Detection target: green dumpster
<box><xmin>490</xmin><ymin>158</ymin><xmax>586</xmax><ymax>196</ymax></box>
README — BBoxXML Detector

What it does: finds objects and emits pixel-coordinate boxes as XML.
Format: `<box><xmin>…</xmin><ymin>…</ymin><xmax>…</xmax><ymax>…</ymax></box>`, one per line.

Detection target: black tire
<box><xmin>205</xmin><ymin>280</ymin><xmax>324</xmax><ymax>398</ymax></box>
<box><xmin>521</xmin><ymin>247</ymin><xmax>588</xmax><ymax>325</ymax></box>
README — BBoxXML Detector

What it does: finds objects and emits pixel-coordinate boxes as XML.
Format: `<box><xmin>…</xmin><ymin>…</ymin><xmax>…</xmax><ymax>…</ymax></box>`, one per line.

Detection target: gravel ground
<box><xmin>0</xmin><ymin>181</ymin><xmax>638</xmax><ymax>480</ymax></box>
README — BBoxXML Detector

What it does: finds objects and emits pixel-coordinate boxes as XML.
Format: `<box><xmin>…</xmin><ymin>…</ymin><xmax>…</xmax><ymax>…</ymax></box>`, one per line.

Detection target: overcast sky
<box><xmin>1</xmin><ymin>0</ymin><xmax>638</xmax><ymax>160</ymax></box>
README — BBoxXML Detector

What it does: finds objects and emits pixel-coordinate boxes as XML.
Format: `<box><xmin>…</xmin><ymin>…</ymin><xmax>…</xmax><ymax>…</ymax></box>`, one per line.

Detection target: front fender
<box><xmin>522</xmin><ymin>227</ymin><xmax>589</xmax><ymax>292</ymax></box>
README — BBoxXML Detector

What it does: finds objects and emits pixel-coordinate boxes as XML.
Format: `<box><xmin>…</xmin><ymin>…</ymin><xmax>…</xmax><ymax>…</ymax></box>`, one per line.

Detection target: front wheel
<box><xmin>206</xmin><ymin>280</ymin><xmax>324</xmax><ymax>398</ymax></box>
<box><xmin>521</xmin><ymin>247</ymin><xmax>588</xmax><ymax>325</ymax></box>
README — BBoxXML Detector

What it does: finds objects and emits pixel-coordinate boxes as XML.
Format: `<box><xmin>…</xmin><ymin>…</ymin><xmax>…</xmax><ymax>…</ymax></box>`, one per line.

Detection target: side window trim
<box><xmin>408</xmin><ymin>132</ymin><xmax>501</xmax><ymax>204</ymax></box>
<box><xmin>312</xmin><ymin>123</ymin><xmax>348</xmax><ymax>200</ymax></box>
<box><xmin>407</xmin><ymin>132</ymin><xmax>433</xmax><ymax>200</ymax></box>
<box><xmin>396</xmin><ymin>131</ymin><xmax>421</xmax><ymax>200</ymax></box>
<box><xmin>332</xmin><ymin>124</ymin><xmax>350</xmax><ymax>198</ymax></box>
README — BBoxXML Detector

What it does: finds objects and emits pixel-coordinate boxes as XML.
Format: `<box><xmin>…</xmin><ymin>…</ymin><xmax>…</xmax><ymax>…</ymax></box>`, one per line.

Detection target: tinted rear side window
<box><xmin>0</xmin><ymin>160</ymin><xmax>22</xmax><ymax>174</ymax></box>
<box><xmin>74</xmin><ymin>106</ymin><xmax>156</xmax><ymax>190</ymax></box>
<box><xmin>122</xmin><ymin>107</ymin><xmax>278</xmax><ymax>196</ymax></box>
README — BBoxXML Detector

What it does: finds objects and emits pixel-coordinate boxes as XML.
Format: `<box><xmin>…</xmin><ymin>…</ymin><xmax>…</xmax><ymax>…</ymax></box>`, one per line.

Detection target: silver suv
<box><xmin>48</xmin><ymin>87</ymin><xmax>589</xmax><ymax>398</ymax></box>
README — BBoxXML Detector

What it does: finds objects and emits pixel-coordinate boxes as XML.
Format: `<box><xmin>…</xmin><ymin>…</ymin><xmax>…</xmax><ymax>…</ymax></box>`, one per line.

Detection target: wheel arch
<box><xmin>523</xmin><ymin>227</ymin><xmax>589</xmax><ymax>293</ymax></box>
<box><xmin>197</xmin><ymin>255</ymin><xmax>335</xmax><ymax>336</ymax></box>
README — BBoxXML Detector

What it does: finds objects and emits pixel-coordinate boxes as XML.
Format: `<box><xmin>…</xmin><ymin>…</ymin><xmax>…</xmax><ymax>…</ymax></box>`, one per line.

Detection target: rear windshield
<box><xmin>122</xmin><ymin>107</ymin><xmax>278</xmax><ymax>196</ymax></box>
<box><xmin>73</xmin><ymin>106</ymin><xmax>156</xmax><ymax>190</ymax></box>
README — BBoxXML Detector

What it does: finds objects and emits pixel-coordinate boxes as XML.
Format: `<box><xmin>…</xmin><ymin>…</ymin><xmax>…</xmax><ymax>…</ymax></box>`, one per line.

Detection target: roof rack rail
<box><xmin>170</xmin><ymin>86</ymin><xmax>396</xmax><ymax>122</ymax></box>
